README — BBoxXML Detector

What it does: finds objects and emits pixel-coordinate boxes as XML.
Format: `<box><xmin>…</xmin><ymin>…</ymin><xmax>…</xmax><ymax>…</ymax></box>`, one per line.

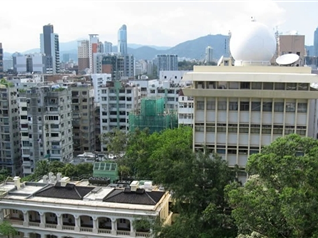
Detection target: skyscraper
<box><xmin>314</xmin><ymin>27</ymin><xmax>318</xmax><ymax>57</ymax></box>
<box><xmin>118</xmin><ymin>25</ymin><xmax>127</xmax><ymax>55</ymax></box>
<box><xmin>0</xmin><ymin>43</ymin><xmax>3</xmax><ymax>78</ymax></box>
<box><xmin>104</xmin><ymin>41</ymin><xmax>113</xmax><ymax>54</ymax></box>
<box><xmin>40</xmin><ymin>24</ymin><xmax>60</xmax><ymax>74</ymax></box>
<box><xmin>89</xmin><ymin>34</ymin><xmax>99</xmax><ymax>73</ymax></box>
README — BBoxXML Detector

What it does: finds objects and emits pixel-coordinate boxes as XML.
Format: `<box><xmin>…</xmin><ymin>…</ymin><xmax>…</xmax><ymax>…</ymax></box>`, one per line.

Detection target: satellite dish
<box><xmin>217</xmin><ymin>55</ymin><xmax>224</xmax><ymax>66</ymax></box>
<box><xmin>276</xmin><ymin>53</ymin><xmax>299</xmax><ymax>65</ymax></box>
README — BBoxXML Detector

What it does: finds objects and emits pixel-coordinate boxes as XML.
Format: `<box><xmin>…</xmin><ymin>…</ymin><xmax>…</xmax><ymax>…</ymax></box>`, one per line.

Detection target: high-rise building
<box><xmin>19</xmin><ymin>85</ymin><xmax>73</xmax><ymax>176</ymax></box>
<box><xmin>118</xmin><ymin>25</ymin><xmax>127</xmax><ymax>56</ymax></box>
<box><xmin>0</xmin><ymin>43</ymin><xmax>3</xmax><ymax>78</ymax></box>
<box><xmin>314</xmin><ymin>27</ymin><xmax>318</xmax><ymax>57</ymax></box>
<box><xmin>89</xmin><ymin>34</ymin><xmax>100</xmax><ymax>73</ymax></box>
<box><xmin>104</xmin><ymin>41</ymin><xmax>113</xmax><ymax>54</ymax></box>
<box><xmin>77</xmin><ymin>40</ymin><xmax>89</xmax><ymax>73</ymax></box>
<box><xmin>40</xmin><ymin>24</ymin><xmax>60</xmax><ymax>74</ymax></box>
<box><xmin>155</xmin><ymin>55</ymin><xmax>178</xmax><ymax>76</ymax></box>
<box><xmin>70</xmin><ymin>83</ymin><xmax>96</xmax><ymax>156</ymax></box>
<box><xmin>0</xmin><ymin>80</ymin><xmax>21</xmax><ymax>175</ymax></box>
<box><xmin>93</xmin><ymin>54</ymin><xmax>124</xmax><ymax>80</ymax></box>
<box><xmin>205</xmin><ymin>46</ymin><xmax>213</xmax><ymax>63</ymax></box>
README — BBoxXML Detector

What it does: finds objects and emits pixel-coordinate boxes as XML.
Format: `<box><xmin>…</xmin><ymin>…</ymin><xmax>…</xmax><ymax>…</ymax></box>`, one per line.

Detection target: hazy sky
<box><xmin>1</xmin><ymin>0</ymin><xmax>318</xmax><ymax>53</ymax></box>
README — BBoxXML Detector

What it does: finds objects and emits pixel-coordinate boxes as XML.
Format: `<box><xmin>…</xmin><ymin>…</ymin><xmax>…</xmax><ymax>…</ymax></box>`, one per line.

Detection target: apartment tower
<box><xmin>0</xmin><ymin>43</ymin><xmax>3</xmax><ymax>78</ymax></box>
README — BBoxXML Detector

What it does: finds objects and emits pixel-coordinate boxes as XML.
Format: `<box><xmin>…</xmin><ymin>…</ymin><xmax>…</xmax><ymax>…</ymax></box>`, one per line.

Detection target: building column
<box><xmin>111</xmin><ymin>218</ymin><xmax>117</xmax><ymax>235</ymax></box>
<box><xmin>23</xmin><ymin>232</ymin><xmax>30</xmax><ymax>238</ymax></box>
<box><xmin>93</xmin><ymin>216</ymin><xmax>98</xmax><ymax>233</ymax></box>
<box><xmin>0</xmin><ymin>209</ymin><xmax>4</xmax><ymax>221</ymax></box>
<box><xmin>130</xmin><ymin>219</ymin><xmax>135</xmax><ymax>237</ymax></box>
<box><xmin>56</xmin><ymin>214</ymin><xmax>62</xmax><ymax>229</ymax></box>
<box><xmin>74</xmin><ymin>215</ymin><xmax>80</xmax><ymax>232</ymax></box>
<box><xmin>39</xmin><ymin>212</ymin><xmax>45</xmax><ymax>228</ymax></box>
<box><xmin>23</xmin><ymin>210</ymin><xmax>29</xmax><ymax>226</ymax></box>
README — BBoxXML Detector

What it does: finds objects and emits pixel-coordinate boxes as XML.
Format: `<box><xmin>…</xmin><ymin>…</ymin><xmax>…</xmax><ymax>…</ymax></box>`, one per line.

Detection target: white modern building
<box><xmin>0</xmin><ymin>175</ymin><xmax>172</xmax><ymax>238</ymax></box>
<box><xmin>182</xmin><ymin>20</ymin><xmax>318</xmax><ymax>181</ymax></box>
<box><xmin>19</xmin><ymin>85</ymin><xmax>73</xmax><ymax>176</ymax></box>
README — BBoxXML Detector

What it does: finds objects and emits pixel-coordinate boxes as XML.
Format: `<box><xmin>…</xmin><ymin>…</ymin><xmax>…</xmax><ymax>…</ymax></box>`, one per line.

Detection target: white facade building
<box><xmin>182</xmin><ymin>20</ymin><xmax>318</xmax><ymax>182</ymax></box>
<box><xmin>91</xmin><ymin>74</ymin><xmax>112</xmax><ymax>103</ymax></box>
<box><xmin>0</xmin><ymin>176</ymin><xmax>172</xmax><ymax>238</ymax></box>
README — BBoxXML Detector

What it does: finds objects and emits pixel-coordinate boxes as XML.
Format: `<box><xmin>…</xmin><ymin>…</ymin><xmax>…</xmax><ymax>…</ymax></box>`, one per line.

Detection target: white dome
<box><xmin>230</xmin><ymin>20</ymin><xmax>276</xmax><ymax>66</ymax></box>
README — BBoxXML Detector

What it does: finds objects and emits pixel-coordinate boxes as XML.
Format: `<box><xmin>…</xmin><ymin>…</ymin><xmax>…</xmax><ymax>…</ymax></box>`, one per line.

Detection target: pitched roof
<box><xmin>33</xmin><ymin>183</ymin><xmax>95</xmax><ymax>200</ymax></box>
<box><xmin>103</xmin><ymin>188</ymin><xmax>165</xmax><ymax>205</ymax></box>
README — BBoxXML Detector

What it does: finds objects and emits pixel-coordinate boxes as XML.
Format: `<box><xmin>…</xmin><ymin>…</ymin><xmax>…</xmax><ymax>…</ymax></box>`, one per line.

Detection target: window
<box><xmin>197</xmin><ymin>101</ymin><xmax>204</xmax><ymax>110</ymax></box>
<box><xmin>252</xmin><ymin>82</ymin><xmax>262</xmax><ymax>89</ymax></box>
<box><xmin>263</xmin><ymin>102</ymin><xmax>272</xmax><ymax>112</ymax></box>
<box><xmin>297</xmin><ymin>103</ymin><xmax>307</xmax><ymax>112</ymax></box>
<box><xmin>286</xmin><ymin>102</ymin><xmax>296</xmax><ymax>112</ymax></box>
<box><xmin>240</xmin><ymin>82</ymin><xmax>250</xmax><ymax>89</ymax></box>
<box><xmin>274</xmin><ymin>102</ymin><xmax>284</xmax><ymax>112</ymax></box>
<box><xmin>218</xmin><ymin>101</ymin><xmax>227</xmax><ymax>110</ymax></box>
<box><xmin>275</xmin><ymin>83</ymin><xmax>285</xmax><ymax>90</ymax></box>
<box><xmin>229</xmin><ymin>102</ymin><xmax>238</xmax><ymax>111</ymax></box>
<box><xmin>263</xmin><ymin>83</ymin><xmax>273</xmax><ymax>90</ymax></box>
<box><xmin>251</xmin><ymin>102</ymin><xmax>261</xmax><ymax>111</ymax></box>
<box><xmin>240</xmin><ymin>101</ymin><xmax>249</xmax><ymax>111</ymax></box>
<box><xmin>206</xmin><ymin>100</ymin><xmax>215</xmax><ymax>110</ymax></box>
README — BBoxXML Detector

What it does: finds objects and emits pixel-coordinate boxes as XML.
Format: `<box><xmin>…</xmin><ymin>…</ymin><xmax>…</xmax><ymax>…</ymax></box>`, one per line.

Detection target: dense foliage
<box><xmin>22</xmin><ymin>160</ymin><xmax>93</xmax><ymax>182</ymax></box>
<box><xmin>226</xmin><ymin>134</ymin><xmax>318</xmax><ymax>238</ymax></box>
<box><xmin>105</xmin><ymin>126</ymin><xmax>237</xmax><ymax>237</ymax></box>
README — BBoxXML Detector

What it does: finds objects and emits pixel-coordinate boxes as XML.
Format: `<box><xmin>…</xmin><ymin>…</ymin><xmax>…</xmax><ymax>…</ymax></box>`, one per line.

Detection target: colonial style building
<box><xmin>0</xmin><ymin>175</ymin><xmax>171</xmax><ymax>238</ymax></box>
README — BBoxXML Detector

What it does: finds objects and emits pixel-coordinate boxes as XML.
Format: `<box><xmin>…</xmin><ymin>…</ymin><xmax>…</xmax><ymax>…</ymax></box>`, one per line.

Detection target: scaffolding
<box><xmin>129</xmin><ymin>97</ymin><xmax>178</xmax><ymax>133</ymax></box>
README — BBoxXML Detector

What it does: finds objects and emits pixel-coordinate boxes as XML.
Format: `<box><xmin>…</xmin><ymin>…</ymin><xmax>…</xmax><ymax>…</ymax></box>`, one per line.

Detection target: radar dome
<box><xmin>230</xmin><ymin>20</ymin><xmax>276</xmax><ymax>66</ymax></box>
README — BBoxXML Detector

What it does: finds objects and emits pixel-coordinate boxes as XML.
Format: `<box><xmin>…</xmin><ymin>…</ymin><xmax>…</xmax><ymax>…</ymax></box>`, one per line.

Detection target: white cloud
<box><xmin>0</xmin><ymin>0</ymin><xmax>316</xmax><ymax>53</ymax></box>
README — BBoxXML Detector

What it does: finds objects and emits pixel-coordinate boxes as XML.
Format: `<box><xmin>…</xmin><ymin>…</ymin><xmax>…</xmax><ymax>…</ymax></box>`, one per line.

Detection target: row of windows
<box><xmin>196</xmin><ymin>81</ymin><xmax>310</xmax><ymax>91</ymax></box>
<box><xmin>197</xmin><ymin>101</ymin><xmax>307</xmax><ymax>112</ymax></box>
<box><xmin>195</xmin><ymin>124</ymin><xmax>306</xmax><ymax>135</ymax></box>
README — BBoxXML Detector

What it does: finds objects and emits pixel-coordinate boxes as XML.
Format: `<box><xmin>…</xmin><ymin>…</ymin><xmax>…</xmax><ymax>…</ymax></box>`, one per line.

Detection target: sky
<box><xmin>1</xmin><ymin>0</ymin><xmax>318</xmax><ymax>53</ymax></box>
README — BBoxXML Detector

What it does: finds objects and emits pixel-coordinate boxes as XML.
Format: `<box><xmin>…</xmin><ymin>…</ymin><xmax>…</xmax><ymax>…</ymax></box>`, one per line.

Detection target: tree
<box><xmin>226</xmin><ymin>134</ymin><xmax>318</xmax><ymax>238</ymax></box>
<box><xmin>0</xmin><ymin>221</ymin><xmax>17</xmax><ymax>238</ymax></box>
<box><xmin>155</xmin><ymin>151</ymin><xmax>237</xmax><ymax>238</ymax></box>
<box><xmin>102</xmin><ymin>128</ymin><xmax>128</xmax><ymax>159</ymax></box>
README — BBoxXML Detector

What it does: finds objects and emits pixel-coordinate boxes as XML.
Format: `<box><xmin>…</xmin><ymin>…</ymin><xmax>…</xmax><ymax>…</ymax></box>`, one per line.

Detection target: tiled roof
<box><xmin>33</xmin><ymin>183</ymin><xmax>95</xmax><ymax>200</ymax></box>
<box><xmin>103</xmin><ymin>188</ymin><xmax>165</xmax><ymax>205</ymax></box>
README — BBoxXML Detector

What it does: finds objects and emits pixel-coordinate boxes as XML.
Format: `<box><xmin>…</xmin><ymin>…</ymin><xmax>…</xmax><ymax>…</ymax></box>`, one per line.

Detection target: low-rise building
<box><xmin>0</xmin><ymin>175</ymin><xmax>171</xmax><ymax>238</ymax></box>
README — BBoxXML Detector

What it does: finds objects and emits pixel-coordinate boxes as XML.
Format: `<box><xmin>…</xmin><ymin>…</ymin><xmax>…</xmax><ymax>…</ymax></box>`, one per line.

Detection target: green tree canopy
<box><xmin>226</xmin><ymin>134</ymin><xmax>318</xmax><ymax>238</ymax></box>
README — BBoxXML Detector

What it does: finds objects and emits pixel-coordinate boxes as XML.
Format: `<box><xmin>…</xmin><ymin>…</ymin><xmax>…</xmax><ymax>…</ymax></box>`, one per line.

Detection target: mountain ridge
<box><xmin>3</xmin><ymin>35</ymin><xmax>315</xmax><ymax>61</ymax></box>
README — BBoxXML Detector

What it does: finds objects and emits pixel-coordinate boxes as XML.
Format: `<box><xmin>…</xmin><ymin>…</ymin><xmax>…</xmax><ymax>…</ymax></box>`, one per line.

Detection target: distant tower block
<box><xmin>205</xmin><ymin>46</ymin><xmax>213</xmax><ymax>63</ymax></box>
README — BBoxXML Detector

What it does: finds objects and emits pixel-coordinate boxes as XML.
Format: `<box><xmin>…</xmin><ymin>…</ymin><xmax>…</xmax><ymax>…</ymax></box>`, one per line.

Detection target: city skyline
<box><xmin>1</xmin><ymin>0</ymin><xmax>318</xmax><ymax>52</ymax></box>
